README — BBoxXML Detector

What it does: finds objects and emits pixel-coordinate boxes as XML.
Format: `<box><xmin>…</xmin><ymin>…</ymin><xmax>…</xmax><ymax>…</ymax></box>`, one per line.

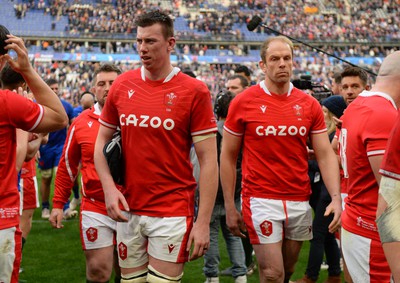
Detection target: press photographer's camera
<box><xmin>292</xmin><ymin>75</ymin><xmax>332</xmax><ymax>102</ymax></box>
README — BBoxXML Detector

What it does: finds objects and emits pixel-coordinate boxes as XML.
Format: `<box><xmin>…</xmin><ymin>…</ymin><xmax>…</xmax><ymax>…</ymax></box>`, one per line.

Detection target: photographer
<box><xmin>203</xmin><ymin>87</ymin><xmax>247</xmax><ymax>283</ymax></box>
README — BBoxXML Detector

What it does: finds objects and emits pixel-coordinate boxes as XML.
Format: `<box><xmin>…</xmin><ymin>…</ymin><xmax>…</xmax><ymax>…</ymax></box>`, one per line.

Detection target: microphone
<box><xmin>247</xmin><ymin>15</ymin><xmax>377</xmax><ymax>76</ymax></box>
<box><xmin>246</xmin><ymin>15</ymin><xmax>263</xmax><ymax>32</ymax></box>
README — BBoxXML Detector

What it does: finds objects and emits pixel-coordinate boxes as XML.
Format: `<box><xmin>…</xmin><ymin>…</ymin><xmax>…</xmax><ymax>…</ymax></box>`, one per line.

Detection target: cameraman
<box><xmin>203</xmin><ymin>75</ymin><xmax>248</xmax><ymax>283</ymax></box>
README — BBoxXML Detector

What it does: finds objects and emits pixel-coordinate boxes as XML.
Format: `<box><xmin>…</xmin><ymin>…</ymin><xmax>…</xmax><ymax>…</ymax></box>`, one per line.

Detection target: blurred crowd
<box><xmin>12</xmin><ymin>0</ymin><xmax>397</xmax><ymax>111</ymax></box>
<box><xmin>14</xmin><ymin>0</ymin><xmax>400</xmax><ymax>42</ymax></box>
<box><xmin>32</xmin><ymin>55</ymin><xmax>377</xmax><ymax>111</ymax></box>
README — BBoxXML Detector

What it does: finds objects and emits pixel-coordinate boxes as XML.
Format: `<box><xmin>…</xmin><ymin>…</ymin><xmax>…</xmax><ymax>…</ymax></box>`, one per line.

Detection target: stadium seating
<box><xmin>4</xmin><ymin>0</ymin><xmax>399</xmax><ymax>45</ymax></box>
<box><xmin>1</xmin><ymin>0</ymin><xmax>396</xmax><ymax>106</ymax></box>
<box><xmin>0</xmin><ymin>3</ymin><xmax>69</xmax><ymax>37</ymax></box>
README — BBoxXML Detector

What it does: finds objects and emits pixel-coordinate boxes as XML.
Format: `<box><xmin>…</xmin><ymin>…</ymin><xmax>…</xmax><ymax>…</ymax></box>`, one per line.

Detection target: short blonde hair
<box><xmin>325</xmin><ymin>110</ymin><xmax>337</xmax><ymax>135</ymax></box>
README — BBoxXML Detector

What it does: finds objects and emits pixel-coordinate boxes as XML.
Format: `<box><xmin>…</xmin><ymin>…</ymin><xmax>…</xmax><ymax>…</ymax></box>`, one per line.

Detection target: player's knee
<box><xmin>377</xmin><ymin>203</ymin><xmax>400</xmax><ymax>242</ymax></box>
<box><xmin>147</xmin><ymin>265</ymin><xmax>183</xmax><ymax>283</ymax></box>
<box><xmin>40</xmin><ymin>168</ymin><xmax>53</xmax><ymax>179</ymax></box>
<box><xmin>86</xmin><ymin>263</ymin><xmax>111</xmax><ymax>282</ymax></box>
<box><xmin>377</xmin><ymin>176</ymin><xmax>400</xmax><ymax>243</ymax></box>
<box><xmin>120</xmin><ymin>269</ymin><xmax>148</xmax><ymax>283</ymax></box>
<box><xmin>258</xmin><ymin>265</ymin><xmax>283</xmax><ymax>282</ymax></box>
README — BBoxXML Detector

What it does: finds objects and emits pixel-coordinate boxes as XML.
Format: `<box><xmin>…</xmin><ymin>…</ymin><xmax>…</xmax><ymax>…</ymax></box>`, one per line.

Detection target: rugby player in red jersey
<box><xmin>220</xmin><ymin>36</ymin><xmax>342</xmax><ymax>283</ymax></box>
<box><xmin>339</xmin><ymin>51</ymin><xmax>400</xmax><ymax>282</ymax></box>
<box><xmin>0</xmin><ymin>26</ymin><xmax>67</xmax><ymax>283</ymax></box>
<box><xmin>50</xmin><ymin>64</ymin><xmax>122</xmax><ymax>283</ymax></box>
<box><xmin>94</xmin><ymin>10</ymin><xmax>218</xmax><ymax>283</ymax></box>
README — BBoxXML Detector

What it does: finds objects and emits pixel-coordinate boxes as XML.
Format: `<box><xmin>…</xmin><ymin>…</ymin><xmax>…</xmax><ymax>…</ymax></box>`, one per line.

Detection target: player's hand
<box><xmin>28</xmin><ymin>133</ymin><xmax>39</xmax><ymax>142</ymax></box>
<box><xmin>13</xmin><ymin>86</ymin><xmax>28</xmax><ymax>98</ymax></box>
<box><xmin>2</xmin><ymin>34</ymin><xmax>32</xmax><ymax>74</ymax></box>
<box><xmin>325</xmin><ymin>198</ymin><xmax>342</xmax><ymax>233</ymax></box>
<box><xmin>333</xmin><ymin>117</ymin><xmax>343</xmax><ymax>129</ymax></box>
<box><xmin>226</xmin><ymin>207</ymin><xmax>247</xmax><ymax>238</ymax></box>
<box><xmin>186</xmin><ymin>222</ymin><xmax>210</xmax><ymax>261</ymax></box>
<box><xmin>49</xmin><ymin>208</ymin><xmax>64</xmax><ymax>229</ymax></box>
<box><xmin>104</xmin><ymin>187</ymin><xmax>129</xmax><ymax>222</ymax></box>
<box><xmin>40</xmin><ymin>133</ymin><xmax>49</xmax><ymax>145</ymax></box>
<box><xmin>307</xmin><ymin>147</ymin><xmax>316</xmax><ymax>160</ymax></box>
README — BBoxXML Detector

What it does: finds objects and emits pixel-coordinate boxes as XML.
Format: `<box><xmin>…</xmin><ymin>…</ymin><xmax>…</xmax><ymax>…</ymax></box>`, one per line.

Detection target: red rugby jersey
<box><xmin>53</xmin><ymin>104</ymin><xmax>108</xmax><ymax>214</ymax></box>
<box><xmin>380</xmin><ymin>112</ymin><xmax>400</xmax><ymax>180</ymax></box>
<box><xmin>0</xmin><ymin>90</ymin><xmax>43</xmax><ymax>229</ymax></box>
<box><xmin>340</xmin><ymin>91</ymin><xmax>398</xmax><ymax>240</ymax></box>
<box><xmin>100</xmin><ymin>67</ymin><xmax>217</xmax><ymax>217</ymax></box>
<box><xmin>224</xmin><ymin>81</ymin><xmax>326</xmax><ymax>201</ymax></box>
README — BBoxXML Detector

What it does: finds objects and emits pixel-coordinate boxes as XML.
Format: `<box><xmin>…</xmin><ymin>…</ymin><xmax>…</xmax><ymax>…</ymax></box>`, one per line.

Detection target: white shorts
<box><xmin>341</xmin><ymin>228</ymin><xmax>391</xmax><ymax>283</ymax></box>
<box><xmin>242</xmin><ymin>197</ymin><xmax>313</xmax><ymax>244</ymax></box>
<box><xmin>0</xmin><ymin>226</ymin><xmax>22</xmax><ymax>283</ymax></box>
<box><xmin>80</xmin><ymin>211</ymin><xmax>117</xmax><ymax>250</ymax></box>
<box><xmin>117</xmin><ymin>212</ymin><xmax>192</xmax><ymax>269</ymax></box>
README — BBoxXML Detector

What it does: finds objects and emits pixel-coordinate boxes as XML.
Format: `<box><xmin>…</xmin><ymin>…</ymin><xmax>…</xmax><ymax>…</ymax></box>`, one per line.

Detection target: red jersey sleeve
<box><xmin>380</xmin><ymin>114</ymin><xmax>400</xmax><ymax>180</ymax></box>
<box><xmin>190</xmin><ymin>80</ymin><xmax>217</xmax><ymax>136</ymax></box>
<box><xmin>310</xmin><ymin>98</ymin><xmax>327</xmax><ymax>134</ymax></box>
<box><xmin>53</xmin><ymin>122</ymin><xmax>81</xmax><ymax>209</ymax></box>
<box><xmin>362</xmin><ymin>107</ymin><xmax>397</xmax><ymax>157</ymax></box>
<box><xmin>0</xmin><ymin>90</ymin><xmax>43</xmax><ymax>229</ymax></box>
<box><xmin>3</xmin><ymin>90</ymin><xmax>44</xmax><ymax>131</ymax></box>
<box><xmin>224</xmin><ymin>91</ymin><xmax>246</xmax><ymax>136</ymax></box>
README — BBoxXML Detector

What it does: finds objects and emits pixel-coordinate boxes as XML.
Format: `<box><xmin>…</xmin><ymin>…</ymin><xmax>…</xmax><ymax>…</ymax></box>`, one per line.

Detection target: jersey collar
<box><xmin>93</xmin><ymin>102</ymin><xmax>101</xmax><ymax>115</ymax></box>
<box><xmin>260</xmin><ymin>80</ymin><xmax>294</xmax><ymax>97</ymax></box>
<box><xmin>140</xmin><ymin>66</ymin><xmax>181</xmax><ymax>83</ymax></box>
<box><xmin>359</xmin><ymin>90</ymin><xmax>398</xmax><ymax>110</ymax></box>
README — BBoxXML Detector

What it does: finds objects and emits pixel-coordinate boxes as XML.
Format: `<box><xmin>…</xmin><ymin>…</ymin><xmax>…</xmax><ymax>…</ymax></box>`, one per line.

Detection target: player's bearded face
<box><xmin>94</xmin><ymin>72</ymin><xmax>118</xmax><ymax>107</ymax></box>
<box><xmin>49</xmin><ymin>83</ymin><xmax>59</xmax><ymax>95</ymax></box>
<box><xmin>264</xmin><ymin>41</ymin><xmax>293</xmax><ymax>84</ymax></box>
<box><xmin>341</xmin><ymin>76</ymin><xmax>365</xmax><ymax>104</ymax></box>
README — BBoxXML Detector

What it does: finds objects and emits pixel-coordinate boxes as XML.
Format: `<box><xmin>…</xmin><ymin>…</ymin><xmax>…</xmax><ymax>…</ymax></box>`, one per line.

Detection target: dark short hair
<box><xmin>135</xmin><ymin>10</ymin><xmax>174</xmax><ymax>39</ymax></box>
<box><xmin>0</xmin><ymin>63</ymin><xmax>24</xmax><ymax>89</ymax></box>
<box><xmin>0</xmin><ymin>25</ymin><xmax>10</xmax><ymax>56</ymax></box>
<box><xmin>332</xmin><ymin>71</ymin><xmax>342</xmax><ymax>84</ymax></box>
<box><xmin>80</xmin><ymin>91</ymin><xmax>95</xmax><ymax>100</ymax></box>
<box><xmin>235</xmin><ymin>65</ymin><xmax>251</xmax><ymax>77</ymax></box>
<box><xmin>341</xmin><ymin>66</ymin><xmax>368</xmax><ymax>86</ymax></box>
<box><xmin>227</xmin><ymin>74</ymin><xmax>249</xmax><ymax>88</ymax></box>
<box><xmin>45</xmin><ymin>78</ymin><xmax>58</xmax><ymax>86</ymax></box>
<box><xmin>92</xmin><ymin>63</ymin><xmax>122</xmax><ymax>85</ymax></box>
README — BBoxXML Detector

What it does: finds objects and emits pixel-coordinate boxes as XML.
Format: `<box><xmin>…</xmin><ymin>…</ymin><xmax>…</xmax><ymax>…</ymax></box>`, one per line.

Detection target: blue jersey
<box><xmin>47</xmin><ymin>99</ymin><xmax>74</xmax><ymax>147</ymax></box>
<box><xmin>73</xmin><ymin>105</ymin><xmax>83</xmax><ymax>118</ymax></box>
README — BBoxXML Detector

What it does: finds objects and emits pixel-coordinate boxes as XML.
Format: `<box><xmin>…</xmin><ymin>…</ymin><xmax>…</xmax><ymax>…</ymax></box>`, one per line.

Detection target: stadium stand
<box><xmin>1</xmin><ymin>0</ymin><xmax>398</xmax><ymax>105</ymax></box>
